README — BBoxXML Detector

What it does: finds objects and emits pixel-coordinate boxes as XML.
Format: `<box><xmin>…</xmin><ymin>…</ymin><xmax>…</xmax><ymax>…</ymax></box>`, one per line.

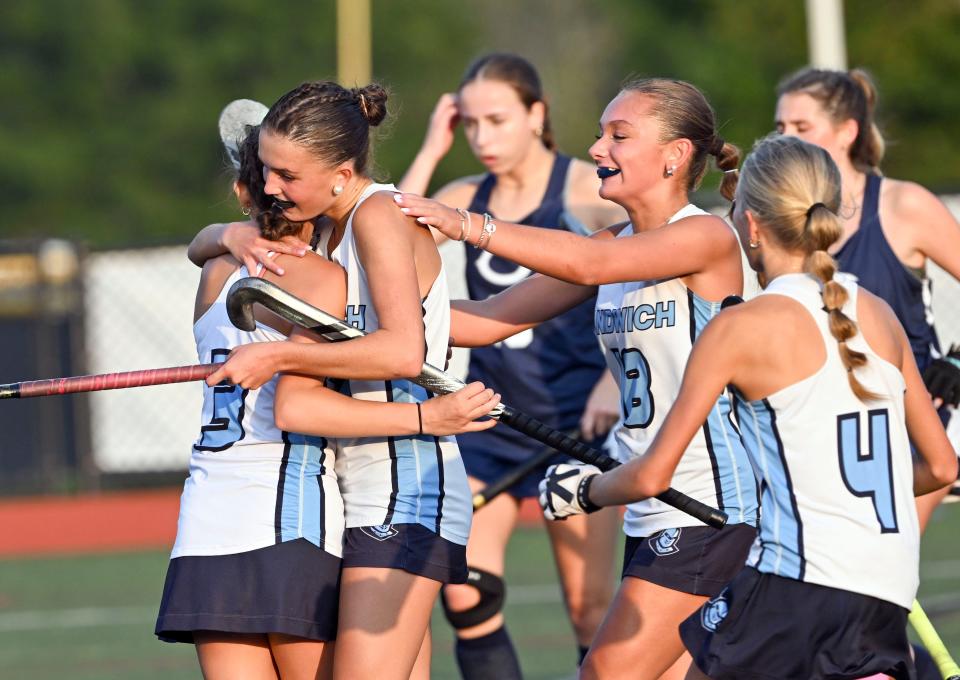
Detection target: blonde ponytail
<box><xmin>738</xmin><ymin>135</ymin><xmax>878</xmax><ymax>401</ymax></box>
<box><xmin>801</xmin><ymin>205</ymin><xmax>877</xmax><ymax>400</ymax></box>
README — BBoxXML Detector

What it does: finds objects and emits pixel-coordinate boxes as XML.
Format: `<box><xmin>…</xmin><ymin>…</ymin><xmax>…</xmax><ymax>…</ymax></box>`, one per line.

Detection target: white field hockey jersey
<box><xmin>172</xmin><ymin>266</ymin><xmax>344</xmax><ymax>558</ymax></box>
<box><xmin>736</xmin><ymin>273</ymin><xmax>918</xmax><ymax>609</ymax></box>
<box><xmin>596</xmin><ymin>204</ymin><xmax>759</xmax><ymax>537</ymax></box>
<box><xmin>325</xmin><ymin>183</ymin><xmax>472</xmax><ymax>545</ymax></box>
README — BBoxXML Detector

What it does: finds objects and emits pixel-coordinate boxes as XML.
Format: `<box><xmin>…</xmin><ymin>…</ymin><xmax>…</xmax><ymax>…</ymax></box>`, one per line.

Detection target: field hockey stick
<box><xmin>0</xmin><ymin>364</ymin><xmax>220</xmax><ymax>399</ymax></box>
<box><xmin>473</xmin><ymin>445</ymin><xmax>564</xmax><ymax>510</ymax></box>
<box><xmin>226</xmin><ymin>277</ymin><xmax>728</xmax><ymax>529</ymax></box>
<box><xmin>909</xmin><ymin>599</ymin><xmax>960</xmax><ymax>680</ymax></box>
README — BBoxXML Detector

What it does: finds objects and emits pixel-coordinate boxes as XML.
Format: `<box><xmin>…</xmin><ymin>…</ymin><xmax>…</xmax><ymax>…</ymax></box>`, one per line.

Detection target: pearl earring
<box><xmin>333</xmin><ymin>185</ymin><xmax>344</xmax><ymax>196</ymax></box>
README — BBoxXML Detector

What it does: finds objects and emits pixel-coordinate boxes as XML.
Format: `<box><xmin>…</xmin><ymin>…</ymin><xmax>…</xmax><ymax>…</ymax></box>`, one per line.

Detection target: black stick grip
<box><xmin>499</xmin><ymin>406</ymin><xmax>728</xmax><ymax>529</ymax></box>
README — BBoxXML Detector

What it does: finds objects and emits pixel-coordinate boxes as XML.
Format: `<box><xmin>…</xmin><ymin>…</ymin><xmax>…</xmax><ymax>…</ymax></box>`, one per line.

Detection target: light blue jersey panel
<box><xmin>385</xmin><ymin>379</ymin><xmax>447</xmax><ymax>533</ymax></box>
<box><xmin>277</xmin><ymin>433</ymin><xmax>330</xmax><ymax>549</ymax></box>
<box><xmin>688</xmin><ymin>291</ymin><xmax>759</xmax><ymax>526</ymax></box>
<box><xmin>734</xmin><ymin>398</ymin><xmax>805</xmax><ymax>580</ymax></box>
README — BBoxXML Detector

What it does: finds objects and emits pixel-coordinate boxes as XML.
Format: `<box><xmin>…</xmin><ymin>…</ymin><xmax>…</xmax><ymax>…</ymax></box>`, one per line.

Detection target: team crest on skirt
<box><xmin>361</xmin><ymin>524</ymin><xmax>399</xmax><ymax>541</ymax></box>
<box><xmin>701</xmin><ymin>590</ymin><xmax>729</xmax><ymax>632</ymax></box>
<box><xmin>648</xmin><ymin>528</ymin><xmax>682</xmax><ymax>556</ymax></box>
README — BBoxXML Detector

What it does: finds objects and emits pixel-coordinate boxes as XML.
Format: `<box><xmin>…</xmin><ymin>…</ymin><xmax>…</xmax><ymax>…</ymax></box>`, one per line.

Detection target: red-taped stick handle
<box><xmin>0</xmin><ymin>364</ymin><xmax>221</xmax><ymax>399</ymax></box>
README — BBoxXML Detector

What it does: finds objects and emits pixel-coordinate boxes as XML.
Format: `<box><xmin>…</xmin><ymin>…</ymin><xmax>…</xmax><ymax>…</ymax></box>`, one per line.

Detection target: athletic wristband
<box><xmin>416</xmin><ymin>402</ymin><xmax>423</xmax><ymax>435</ymax></box>
<box><xmin>577</xmin><ymin>473</ymin><xmax>602</xmax><ymax>514</ymax></box>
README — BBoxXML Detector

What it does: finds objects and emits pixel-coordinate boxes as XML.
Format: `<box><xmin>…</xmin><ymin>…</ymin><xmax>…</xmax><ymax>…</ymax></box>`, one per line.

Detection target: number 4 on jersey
<box><xmin>612</xmin><ymin>348</ymin><xmax>654</xmax><ymax>429</ymax></box>
<box><xmin>837</xmin><ymin>409</ymin><xmax>899</xmax><ymax>533</ymax></box>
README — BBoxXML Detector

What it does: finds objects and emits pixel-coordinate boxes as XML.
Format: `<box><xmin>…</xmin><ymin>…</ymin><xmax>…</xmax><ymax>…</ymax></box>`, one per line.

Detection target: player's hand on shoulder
<box><xmin>420</xmin><ymin>381</ymin><xmax>500</xmax><ymax>436</ymax></box>
<box><xmin>539</xmin><ymin>463</ymin><xmax>602</xmax><ymax>521</ymax></box>
<box><xmin>393</xmin><ymin>192</ymin><xmax>464</xmax><ymax>242</ymax></box>
<box><xmin>222</xmin><ymin>221</ymin><xmax>308</xmax><ymax>276</ymax></box>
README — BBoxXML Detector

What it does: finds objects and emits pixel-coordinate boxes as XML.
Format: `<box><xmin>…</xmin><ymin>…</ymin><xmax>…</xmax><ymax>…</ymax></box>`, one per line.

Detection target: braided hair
<box><xmin>737</xmin><ymin>134</ymin><xmax>877</xmax><ymax>400</ymax></box>
<box><xmin>262</xmin><ymin>81</ymin><xmax>388</xmax><ymax>174</ymax></box>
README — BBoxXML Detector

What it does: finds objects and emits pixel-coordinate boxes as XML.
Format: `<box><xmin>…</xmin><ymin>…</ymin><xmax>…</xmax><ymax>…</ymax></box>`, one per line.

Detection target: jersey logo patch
<box><xmin>648</xmin><ymin>527</ymin><xmax>682</xmax><ymax>556</ymax></box>
<box><xmin>701</xmin><ymin>590</ymin><xmax>728</xmax><ymax>632</ymax></box>
<box><xmin>360</xmin><ymin>524</ymin><xmax>399</xmax><ymax>542</ymax></box>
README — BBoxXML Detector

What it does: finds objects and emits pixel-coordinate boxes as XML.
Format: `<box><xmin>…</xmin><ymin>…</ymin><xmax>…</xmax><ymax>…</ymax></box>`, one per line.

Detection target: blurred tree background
<box><xmin>0</xmin><ymin>0</ymin><xmax>957</xmax><ymax>248</ymax></box>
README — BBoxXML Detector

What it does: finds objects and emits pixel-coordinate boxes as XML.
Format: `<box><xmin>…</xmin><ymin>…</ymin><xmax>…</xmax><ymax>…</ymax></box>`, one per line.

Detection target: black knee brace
<box><xmin>441</xmin><ymin>566</ymin><xmax>505</xmax><ymax>630</ymax></box>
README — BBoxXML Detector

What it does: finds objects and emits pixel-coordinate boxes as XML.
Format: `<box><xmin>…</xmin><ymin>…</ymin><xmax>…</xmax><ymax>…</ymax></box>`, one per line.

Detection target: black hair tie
<box><xmin>806</xmin><ymin>202</ymin><xmax>827</xmax><ymax>220</ymax></box>
<box><xmin>709</xmin><ymin>136</ymin><xmax>725</xmax><ymax>156</ymax></box>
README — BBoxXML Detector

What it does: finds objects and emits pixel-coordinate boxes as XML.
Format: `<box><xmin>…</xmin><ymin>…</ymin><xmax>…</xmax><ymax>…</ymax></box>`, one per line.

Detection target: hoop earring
<box><xmin>333</xmin><ymin>185</ymin><xmax>344</xmax><ymax>196</ymax></box>
<box><xmin>748</xmin><ymin>240</ymin><xmax>760</xmax><ymax>249</ymax></box>
<box><xmin>241</xmin><ymin>207</ymin><xmax>251</xmax><ymax>216</ymax></box>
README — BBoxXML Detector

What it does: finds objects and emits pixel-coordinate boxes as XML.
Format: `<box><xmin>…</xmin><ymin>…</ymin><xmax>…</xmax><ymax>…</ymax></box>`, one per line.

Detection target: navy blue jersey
<box><xmin>836</xmin><ymin>174</ymin><xmax>941</xmax><ymax>372</ymax></box>
<box><xmin>460</xmin><ymin>154</ymin><xmax>606</xmax><ymax>463</ymax></box>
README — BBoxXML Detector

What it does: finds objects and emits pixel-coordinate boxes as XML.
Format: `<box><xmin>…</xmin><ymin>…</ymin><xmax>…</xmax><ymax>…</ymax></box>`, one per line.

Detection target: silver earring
<box><xmin>748</xmin><ymin>240</ymin><xmax>760</xmax><ymax>249</ymax></box>
<box><xmin>666</xmin><ymin>165</ymin><xmax>676</xmax><ymax>177</ymax></box>
<box><xmin>333</xmin><ymin>185</ymin><xmax>343</xmax><ymax>196</ymax></box>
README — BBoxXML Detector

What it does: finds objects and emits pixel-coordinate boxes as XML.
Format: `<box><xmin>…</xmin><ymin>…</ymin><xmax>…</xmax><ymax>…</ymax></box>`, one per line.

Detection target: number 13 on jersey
<box><xmin>611</xmin><ymin>348</ymin><xmax>655</xmax><ymax>429</ymax></box>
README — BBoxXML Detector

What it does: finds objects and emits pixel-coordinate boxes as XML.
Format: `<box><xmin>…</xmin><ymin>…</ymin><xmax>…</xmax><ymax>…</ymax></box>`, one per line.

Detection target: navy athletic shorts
<box><xmin>342</xmin><ymin>523</ymin><xmax>467</xmax><ymax>584</ymax></box>
<box><xmin>156</xmin><ymin>538</ymin><xmax>341</xmax><ymax>643</ymax></box>
<box><xmin>680</xmin><ymin>566</ymin><xmax>915</xmax><ymax>680</ymax></box>
<box><xmin>622</xmin><ymin>523</ymin><xmax>756</xmax><ymax>597</ymax></box>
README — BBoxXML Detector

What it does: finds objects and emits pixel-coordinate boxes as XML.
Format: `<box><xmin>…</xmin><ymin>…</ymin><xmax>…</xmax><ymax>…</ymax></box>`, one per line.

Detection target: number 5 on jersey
<box><xmin>612</xmin><ymin>348</ymin><xmax>655</xmax><ymax>429</ymax></box>
<box><xmin>195</xmin><ymin>348</ymin><xmax>247</xmax><ymax>451</ymax></box>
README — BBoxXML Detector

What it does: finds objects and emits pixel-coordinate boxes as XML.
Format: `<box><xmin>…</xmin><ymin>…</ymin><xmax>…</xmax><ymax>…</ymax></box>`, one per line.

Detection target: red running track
<box><xmin>0</xmin><ymin>489</ymin><xmax>546</xmax><ymax>557</ymax></box>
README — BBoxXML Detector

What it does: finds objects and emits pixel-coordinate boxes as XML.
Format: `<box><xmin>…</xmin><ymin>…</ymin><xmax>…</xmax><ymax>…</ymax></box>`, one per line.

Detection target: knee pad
<box><xmin>441</xmin><ymin>567</ymin><xmax>505</xmax><ymax>630</ymax></box>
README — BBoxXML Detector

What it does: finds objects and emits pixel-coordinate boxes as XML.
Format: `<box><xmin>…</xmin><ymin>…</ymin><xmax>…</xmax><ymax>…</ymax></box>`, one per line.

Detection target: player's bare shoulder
<box><xmin>198</xmin><ymin>253</ymin><xmax>241</xmax><ymax>297</ymax></box>
<box><xmin>671</xmin><ymin>213</ymin><xmax>740</xmax><ymax>253</ymax></box>
<box><xmin>853</xmin><ymin>285</ymin><xmax>906</xmax><ymax>368</ymax></box>
<box><xmin>354</xmin><ymin>188</ymin><xmax>437</xmax><ymax>246</ymax></box>
<box><xmin>880</xmin><ymin>177</ymin><xmax>954</xmax><ymax>229</ymax></box>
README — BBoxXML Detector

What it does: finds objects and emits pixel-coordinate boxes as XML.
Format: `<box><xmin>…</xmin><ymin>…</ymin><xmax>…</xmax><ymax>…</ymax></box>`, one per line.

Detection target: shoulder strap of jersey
<box><xmin>858</xmin><ymin>173</ymin><xmax>882</xmax><ymax>231</ymax></box>
<box><xmin>544</xmin><ymin>153</ymin><xmax>572</xmax><ymax>202</ymax></box>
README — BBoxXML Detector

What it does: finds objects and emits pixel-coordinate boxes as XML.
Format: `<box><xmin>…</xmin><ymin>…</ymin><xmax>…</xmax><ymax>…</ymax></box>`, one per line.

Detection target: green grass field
<box><xmin>1</xmin><ymin>507</ymin><xmax>958</xmax><ymax>680</ymax></box>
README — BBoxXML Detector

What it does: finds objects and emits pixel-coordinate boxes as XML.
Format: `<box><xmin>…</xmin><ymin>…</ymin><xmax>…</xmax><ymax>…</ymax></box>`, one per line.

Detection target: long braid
<box><xmin>738</xmin><ymin>134</ymin><xmax>878</xmax><ymax>401</ymax></box>
<box><xmin>801</xmin><ymin>206</ymin><xmax>877</xmax><ymax>400</ymax></box>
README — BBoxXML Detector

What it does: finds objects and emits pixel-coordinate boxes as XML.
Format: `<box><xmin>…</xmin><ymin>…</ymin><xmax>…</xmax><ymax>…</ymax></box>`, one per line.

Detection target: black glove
<box><xmin>923</xmin><ymin>344</ymin><xmax>960</xmax><ymax>408</ymax></box>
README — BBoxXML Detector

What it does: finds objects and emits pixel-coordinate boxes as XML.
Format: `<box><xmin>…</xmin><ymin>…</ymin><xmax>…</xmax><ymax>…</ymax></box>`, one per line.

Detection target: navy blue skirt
<box><xmin>156</xmin><ymin>538</ymin><xmax>341</xmax><ymax>643</ymax></box>
<box><xmin>680</xmin><ymin>567</ymin><xmax>914</xmax><ymax>680</ymax></box>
